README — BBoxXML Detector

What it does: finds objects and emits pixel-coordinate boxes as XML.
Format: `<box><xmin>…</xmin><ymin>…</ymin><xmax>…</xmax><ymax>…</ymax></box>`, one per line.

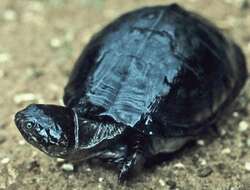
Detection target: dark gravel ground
<box><xmin>0</xmin><ymin>0</ymin><xmax>250</xmax><ymax>189</ymax></box>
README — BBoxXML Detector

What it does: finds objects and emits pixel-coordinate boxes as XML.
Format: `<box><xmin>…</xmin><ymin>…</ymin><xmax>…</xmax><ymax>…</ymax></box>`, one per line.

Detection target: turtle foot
<box><xmin>118</xmin><ymin>152</ymin><xmax>145</xmax><ymax>183</ymax></box>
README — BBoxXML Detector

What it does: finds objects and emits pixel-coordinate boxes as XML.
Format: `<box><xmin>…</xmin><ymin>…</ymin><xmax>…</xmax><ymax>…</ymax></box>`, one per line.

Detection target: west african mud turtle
<box><xmin>14</xmin><ymin>4</ymin><xmax>247</xmax><ymax>182</ymax></box>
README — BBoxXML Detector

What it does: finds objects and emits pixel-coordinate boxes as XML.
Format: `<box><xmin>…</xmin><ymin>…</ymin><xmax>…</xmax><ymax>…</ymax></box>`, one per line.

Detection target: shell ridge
<box><xmin>93</xmin><ymin>9</ymin><xmax>167</xmax><ymax>125</ymax></box>
<box><xmin>91</xmin><ymin>52</ymin><xmax>121</xmax><ymax>93</ymax></box>
<box><xmin>131</xmin><ymin>9</ymin><xmax>165</xmax><ymax>64</ymax></box>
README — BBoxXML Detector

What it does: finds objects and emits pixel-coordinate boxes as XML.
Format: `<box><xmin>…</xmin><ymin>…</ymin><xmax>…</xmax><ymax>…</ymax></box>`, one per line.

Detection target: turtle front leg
<box><xmin>118</xmin><ymin>132</ymin><xmax>149</xmax><ymax>183</ymax></box>
<box><xmin>95</xmin><ymin>144</ymin><xmax>128</xmax><ymax>170</ymax></box>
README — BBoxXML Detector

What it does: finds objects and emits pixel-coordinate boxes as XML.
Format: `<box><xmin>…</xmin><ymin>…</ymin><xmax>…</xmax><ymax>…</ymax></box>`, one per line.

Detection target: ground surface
<box><xmin>0</xmin><ymin>0</ymin><xmax>250</xmax><ymax>189</ymax></box>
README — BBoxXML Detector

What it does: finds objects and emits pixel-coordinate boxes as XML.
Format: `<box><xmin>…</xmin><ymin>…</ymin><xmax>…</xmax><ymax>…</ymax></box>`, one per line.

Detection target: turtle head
<box><xmin>14</xmin><ymin>104</ymin><xmax>76</xmax><ymax>158</ymax></box>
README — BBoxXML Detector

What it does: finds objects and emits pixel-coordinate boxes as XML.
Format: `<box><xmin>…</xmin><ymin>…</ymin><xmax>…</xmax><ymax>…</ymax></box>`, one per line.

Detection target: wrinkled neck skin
<box><xmin>65</xmin><ymin>108</ymin><xmax>124</xmax><ymax>161</ymax></box>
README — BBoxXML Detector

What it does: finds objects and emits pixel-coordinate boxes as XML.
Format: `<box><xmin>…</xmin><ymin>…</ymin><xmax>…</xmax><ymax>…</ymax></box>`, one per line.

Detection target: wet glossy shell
<box><xmin>64</xmin><ymin>4</ymin><xmax>247</xmax><ymax>136</ymax></box>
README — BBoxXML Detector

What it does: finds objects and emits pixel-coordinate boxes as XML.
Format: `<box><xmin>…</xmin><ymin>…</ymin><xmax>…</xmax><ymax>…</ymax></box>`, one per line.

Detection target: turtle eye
<box><xmin>25</xmin><ymin>121</ymin><xmax>34</xmax><ymax>129</ymax></box>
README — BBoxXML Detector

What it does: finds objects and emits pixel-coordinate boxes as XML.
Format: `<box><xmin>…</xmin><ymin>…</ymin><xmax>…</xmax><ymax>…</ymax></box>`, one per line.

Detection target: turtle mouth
<box><xmin>14</xmin><ymin>112</ymin><xmax>30</xmax><ymax>138</ymax></box>
<box><xmin>14</xmin><ymin>112</ymin><xmax>24</xmax><ymax>129</ymax></box>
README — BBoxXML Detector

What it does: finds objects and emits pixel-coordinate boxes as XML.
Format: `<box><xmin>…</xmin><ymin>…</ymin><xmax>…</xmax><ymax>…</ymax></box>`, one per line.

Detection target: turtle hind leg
<box><xmin>118</xmin><ymin>131</ymin><xmax>150</xmax><ymax>183</ymax></box>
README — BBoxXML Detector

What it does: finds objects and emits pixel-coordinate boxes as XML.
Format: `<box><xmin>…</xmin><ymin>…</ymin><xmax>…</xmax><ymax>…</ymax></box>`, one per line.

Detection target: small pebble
<box><xmin>197</xmin><ymin>139</ymin><xmax>205</xmax><ymax>146</ymax></box>
<box><xmin>50</xmin><ymin>38</ymin><xmax>62</xmax><ymax>48</ymax></box>
<box><xmin>56</xmin><ymin>158</ymin><xmax>65</xmax><ymax>163</ymax></box>
<box><xmin>3</xmin><ymin>9</ymin><xmax>17</xmax><ymax>21</ymax></box>
<box><xmin>245</xmin><ymin>162</ymin><xmax>250</xmax><ymax>171</ymax></box>
<box><xmin>98</xmin><ymin>184</ymin><xmax>102</xmax><ymax>189</ymax></box>
<box><xmin>232</xmin><ymin>112</ymin><xmax>239</xmax><ymax>117</ymax></box>
<box><xmin>173</xmin><ymin>162</ymin><xmax>185</xmax><ymax>169</ymax></box>
<box><xmin>238</xmin><ymin>121</ymin><xmax>249</xmax><ymax>132</ymax></box>
<box><xmin>56</xmin><ymin>158</ymin><xmax>65</xmax><ymax>167</ymax></box>
<box><xmin>25</xmin><ymin>67</ymin><xmax>43</xmax><ymax>79</ymax></box>
<box><xmin>18</xmin><ymin>140</ymin><xmax>25</xmax><ymax>145</ymax></box>
<box><xmin>64</xmin><ymin>31</ymin><xmax>75</xmax><ymax>42</ymax></box>
<box><xmin>98</xmin><ymin>177</ymin><xmax>104</xmax><ymax>183</ymax></box>
<box><xmin>85</xmin><ymin>167</ymin><xmax>92</xmax><ymax>172</ymax></box>
<box><xmin>59</xmin><ymin>98</ymin><xmax>64</xmax><ymax>106</ymax></box>
<box><xmin>14</xmin><ymin>93</ymin><xmax>37</xmax><ymax>104</ymax></box>
<box><xmin>197</xmin><ymin>166</ymin><xmax>213</xmax><ymax>177</ymax></box>
<box><xmin>221</xmin><ymin>148</ymin><xmax>231</xmax><ymax>155</ymax></box>
<box><xmin>68</xmin><ymin>175</ymin><xmax>74</xmax><ymax>180</ymax></box>
<box><xmin>220</xmin><ymin>129</ymin><xmax>227</xmax><ymax>136</ymax></box>
<box><xmin>237</xmin><ymin>142</ymin><xmax>244</xmax><ymax>148</ymax></box>
<box><xmin>199</xmin><ymin>158</ymin><xmax>207</xmax><ymax>166</ymax></box>
<box><xmin>22</xmin><ymin>10</ymin><xmax>45</xmax><ymax>25</ymax></box>
<box><xmin>158</xmin><ymin>179</ymin><xmax>166</xmax><ymax>187</ymax></box>
<box><xmin>61</xmin><ymin>163</ymin><xmax>74</xmax><ymax>172</ymax></box>
<box><xmin>0</xmin><ymin>53</ymin><xmax>11</xmax><ymax>63</ymax></box>
<box><xmin>228</xmin><ymin>185</ymin><xmax>238</xmax><ymax>190</ymax></box>
<box><xmin>1</xmin><ymin>157</ymin><xmax>10</xmax><ymax>164</ymax></box>
<box><xmin>27</xmin><ymin>1</ymin><xmax>44</xmax><ymax>12</ymax></box>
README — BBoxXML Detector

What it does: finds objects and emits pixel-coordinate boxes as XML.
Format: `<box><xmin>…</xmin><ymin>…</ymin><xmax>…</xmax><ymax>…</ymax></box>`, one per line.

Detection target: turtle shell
<box><xmin>64</xmin><ymin>4</ymin><xmax>247</xmax><ymax>136</ymax></box>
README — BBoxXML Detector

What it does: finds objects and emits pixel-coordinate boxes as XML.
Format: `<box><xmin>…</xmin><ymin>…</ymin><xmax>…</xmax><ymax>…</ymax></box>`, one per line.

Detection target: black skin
<box><xmin>14</xmin><ymin>104</ymin><xmax>151</xmax><ymax>182</ymax></box>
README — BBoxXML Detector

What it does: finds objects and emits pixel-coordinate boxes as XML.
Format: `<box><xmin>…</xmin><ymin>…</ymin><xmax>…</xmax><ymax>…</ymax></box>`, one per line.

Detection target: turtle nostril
<box><xmin>14</xmin><ymin>114</ymin><xmax>26</xmax><ymax>129</ymax></box>
<box><xmin>14</xmin><ymin>116</ymin><xmax>20</xmax><ymax>126</ymax></box>
<box><xmin>15</xmin><ymin>112</ymin><xmax>28</xmax><ymax>126</ymax></box>
<box><xmin>15</xmin><ymin>112</ymin><xmax>22</xmax><ymax>121</ymax></box>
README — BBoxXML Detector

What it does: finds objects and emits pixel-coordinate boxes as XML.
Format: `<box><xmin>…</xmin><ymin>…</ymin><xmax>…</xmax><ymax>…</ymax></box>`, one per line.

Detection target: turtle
<box><xmin>14</xmin><ymin>4</ymin><xmax>247</xmax><ymax>182</ymax></box>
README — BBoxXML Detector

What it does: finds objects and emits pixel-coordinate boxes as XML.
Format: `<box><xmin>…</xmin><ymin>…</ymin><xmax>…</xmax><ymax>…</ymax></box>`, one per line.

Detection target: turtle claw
<box><xmin>118</xmin><ymin>152</ymin><xmax>145</xmax><ymax>183</ymax></box>
<box><xmin>118</xmin><ymin>158</ymin><xmax>133</xmax><ymax>183</ymax></box>
<box><xmin>118</xmin><ymin>166</ymin><xmax>130</xmax><ymax>183</ymax></box>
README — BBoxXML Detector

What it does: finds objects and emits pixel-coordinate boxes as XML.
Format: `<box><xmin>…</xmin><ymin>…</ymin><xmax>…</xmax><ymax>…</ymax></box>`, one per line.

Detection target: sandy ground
<box><xmin>0</xmin><ymin>0</ymin><xmax>250</xmax><ymax>189</ymax></box>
